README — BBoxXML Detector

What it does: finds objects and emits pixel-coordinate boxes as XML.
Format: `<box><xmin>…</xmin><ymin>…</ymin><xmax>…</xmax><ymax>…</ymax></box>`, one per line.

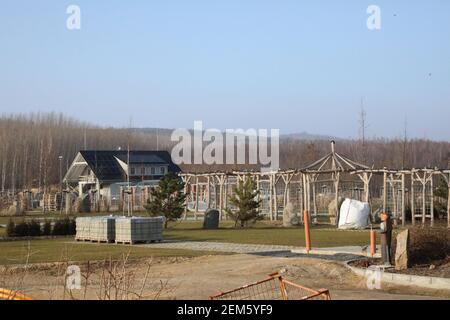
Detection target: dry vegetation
<box><xmin>0</xmin><ymin>244</ymin><xmax>179</xmax><ymax>300</ymax></box>
<box><xmin>401</xmin><ymin>227</ymin><xmax>450</xmax><ymax>265</ymax></box>
<box><xmin>353</xmin><ymin>227</ymin><xmax>450</xmax><ymax>278</ymax></box>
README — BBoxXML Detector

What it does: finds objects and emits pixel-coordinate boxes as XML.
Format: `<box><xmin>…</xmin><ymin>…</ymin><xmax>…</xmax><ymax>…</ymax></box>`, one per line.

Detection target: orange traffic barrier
<box><xmin>0</xmin><ymin>288</ymin><xmax>33</xmax><ymax>300</ymax></box>
<box><xmin>304</xmin><ymin>210</ymin><xmax>311</xmax><ymax>253</ymax></box>
<box><xmin>370</xmin><ymin>229</ymin><xmax>377</xmax><ymax>257</ymax></box>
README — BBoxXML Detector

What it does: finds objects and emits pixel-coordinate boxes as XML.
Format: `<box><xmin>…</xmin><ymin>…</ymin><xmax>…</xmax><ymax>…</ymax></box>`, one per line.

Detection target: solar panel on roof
<box><xmin>129</xmin><ymin>154</ymin><xmax>166</xmax><ymax>164</ymax></box>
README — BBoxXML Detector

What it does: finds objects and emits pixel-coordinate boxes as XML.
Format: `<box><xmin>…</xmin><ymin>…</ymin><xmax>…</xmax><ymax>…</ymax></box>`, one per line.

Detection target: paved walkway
<box><xmin>142</xmin><ymin>241</ymin><xmax>297</xmax><ymax>254</ymax></box>
<box><xmin>141</xmin><ymin>240</ymin><xmax>380</xmax><ymax>259</ymax></box>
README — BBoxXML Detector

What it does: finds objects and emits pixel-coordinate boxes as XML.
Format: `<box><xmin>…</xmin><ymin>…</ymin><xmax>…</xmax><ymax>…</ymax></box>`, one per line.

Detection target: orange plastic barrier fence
<box><xmin>210</xmin><ymin>272</ymin><xmax>331</xmax><ymax>300</ymax></box>
<box><xmin>0</xmin><ymin>288</ymin><xmax>33</xmax><ymax>301</ymax></box>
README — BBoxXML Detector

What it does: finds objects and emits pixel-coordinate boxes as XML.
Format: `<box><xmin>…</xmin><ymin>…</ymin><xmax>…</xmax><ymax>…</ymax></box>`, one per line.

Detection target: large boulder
<box><xmin>283</xmin><ymin>203</ymin><xmax>298</xmax><ymax>227</ymax></box>
<box><xmin>0</xmin><ymin>201</ymin><xmax>23</xmax><ymax>216</ymax></box>
<box><xmin>328</xmin><ymin>197</ymin><xmax>345</xmax><ymax>225</ymax></box>
<box><xmin>203</xmin><ymin>209</ymin><xmax>220</xmax><ymax>229</ymax></box>
<box><xmin>395</xmin><ymin>229</ymin><xmax>410</xmax><ymax>270</ymax></box>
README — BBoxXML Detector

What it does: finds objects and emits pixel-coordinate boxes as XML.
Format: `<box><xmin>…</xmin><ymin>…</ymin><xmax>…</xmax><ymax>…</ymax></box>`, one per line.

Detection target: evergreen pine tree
<box><xmin>144</xmin><ymin>173</ymin><xmax>186</xmax><ymax>228</ymax></box>
<box><xmin>225</xmin><ymin>176</ymin><xmax>262</xmax><ymax>228</ymax></box>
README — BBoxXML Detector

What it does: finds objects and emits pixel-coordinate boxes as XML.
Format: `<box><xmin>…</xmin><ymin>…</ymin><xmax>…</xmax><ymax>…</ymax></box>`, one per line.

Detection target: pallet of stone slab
<box><xmin>89</xmin><ymin>217</ymin><xmax>116</xmax><ymax>243</ymax></box>
<box><xmin>75</xmin><ymin>217</ymin><xmax>92</xmax><ymax>241</ymax></box>
<box><xmin>115</xmin><ymin>217</ymin><xmax>164</xmax><ymax>244</ymax></box>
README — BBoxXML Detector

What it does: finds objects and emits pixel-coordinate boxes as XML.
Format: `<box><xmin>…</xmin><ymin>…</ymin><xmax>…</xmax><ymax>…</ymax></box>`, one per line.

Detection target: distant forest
<box><xmin>1</xmin><ymin>113</ymin><xmax>449</xmax><ymax>192</ymax></box>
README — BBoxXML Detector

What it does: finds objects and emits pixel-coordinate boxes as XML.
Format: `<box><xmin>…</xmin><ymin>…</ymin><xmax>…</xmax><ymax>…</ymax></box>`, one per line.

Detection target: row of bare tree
<box><xmin>0</xmin><ymin>113</ymin><xmax>449</xmax><ymax>192</ymax></box>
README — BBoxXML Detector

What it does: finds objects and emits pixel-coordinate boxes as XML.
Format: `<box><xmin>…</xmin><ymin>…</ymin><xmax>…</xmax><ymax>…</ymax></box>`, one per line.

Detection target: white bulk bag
<box><xmin>338</xmin><ymin>198</ymin><xmax>370</xmax><ymax>230</ymax></box>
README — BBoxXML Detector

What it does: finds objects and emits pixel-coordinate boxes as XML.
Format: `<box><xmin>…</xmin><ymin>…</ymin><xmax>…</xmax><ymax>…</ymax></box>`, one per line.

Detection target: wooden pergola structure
<box><xmin>180</xmin><ymin>142</ymin><xmax>450</xmax><ymax>228</ymax></box>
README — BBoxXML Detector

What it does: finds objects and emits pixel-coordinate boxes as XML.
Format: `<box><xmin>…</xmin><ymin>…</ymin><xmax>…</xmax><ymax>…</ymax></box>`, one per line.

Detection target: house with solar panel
<box><xmin>63</xmin><ymin>150</ymin><xmax>181</xmax><ymax>211</ymax></box>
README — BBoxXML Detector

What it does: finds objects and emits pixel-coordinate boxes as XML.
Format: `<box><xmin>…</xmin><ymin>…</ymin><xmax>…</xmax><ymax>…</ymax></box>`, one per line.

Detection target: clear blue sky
<box><xmin>1</xmin><ymin>0</ymin><xmax>449</xmax><ymax>140</ymax></box>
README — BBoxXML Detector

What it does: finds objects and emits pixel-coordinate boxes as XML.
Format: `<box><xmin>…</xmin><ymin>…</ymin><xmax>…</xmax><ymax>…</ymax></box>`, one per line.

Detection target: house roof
<box><xmin>66</xmin><ymin>150</ymin><xmax>181</xmax><ymax>183</ymax></box>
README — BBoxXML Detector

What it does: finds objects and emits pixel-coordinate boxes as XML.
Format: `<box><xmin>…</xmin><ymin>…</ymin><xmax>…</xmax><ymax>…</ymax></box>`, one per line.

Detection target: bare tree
<box><xmin>0</xmin><ymin>112</ymin><xmax>449</xmax><ymax>194</ymax></box>
<box><xmin>358</xmin><ymin>99</ymin><xmax>369</xmax><ymax>163</ymax></box>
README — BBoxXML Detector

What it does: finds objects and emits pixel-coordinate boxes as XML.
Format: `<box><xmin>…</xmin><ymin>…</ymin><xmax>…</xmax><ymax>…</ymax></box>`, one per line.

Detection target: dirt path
<box><xmin>145</xmin><ymin>254</ymin><xmax>447</xmax><ymax>300</ymax></box>
<box><xmin>2</xmin><ymin>254</ymin><xmax>448</xmax><ymax>300</ymax></box>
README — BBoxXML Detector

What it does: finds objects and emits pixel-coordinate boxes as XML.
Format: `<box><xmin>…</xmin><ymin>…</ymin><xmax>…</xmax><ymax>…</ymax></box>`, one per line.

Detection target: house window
<box><xmin>130</xmin><ymin>167</ymin><xmax>136</xmax><ymax>175</ymax></box>
<box><xmin>151</xmin><ymin>167</ymin><xmax>156</xmax><ymax>175</ymax></box>
<box><xmin>140</xmin><ymin>166</ymin><xmax>145</xmax><ymax>175</ymax></box>
<box><xmin>160</xmin><ymin>167</ymin><xmax>166</xmax><ymax>175</ymax></box>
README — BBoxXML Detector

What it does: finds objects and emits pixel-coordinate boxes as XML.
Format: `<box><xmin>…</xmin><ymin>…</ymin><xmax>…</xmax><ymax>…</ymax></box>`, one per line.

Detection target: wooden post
<box><xmin>306</xmin><ymin>174</ymin><xmax>311</xmax><ymax>213</ymax></box>
<box><xmin>447</xmin><ymin>181</ymin><xmax>450</xmax><ymax>229</ymax></box>
<box><xmin>223</xmin><ymin>177</ymin><xmax>228</xmax><ymax>219</ymax></box>
<box><xmin>335</xmin><ymin>173</ymin><xmax>340</xmax><ymax>227</ymax></box>
<box><xmin>364</xmin><ymin>172</ymin><xmax>370</xmax><ymax>203</ymax></box>
<box><xmin>273</xmin><ymin>175</ymin><xmax>279</xmax><ymax>220</ymax></box>
<box><xmin>183</xmin><ymin>176</ymin><xmax>189</xmax><ymax>220</ymax></box>
<box><xmin>430</xmin><ymin>173</ymin><xmax>434</xmax><ymax>227</ymax></box>
<box><xmin>382</xmin><ymin>171</ymin><xmax>387</xmax><ymax>213</ymax></box>
<box><xmin>195</xmin><ymin>176</ymin><xmax>199</xmax><ymax>220</ymax></box>
<box><xmin>303</xmin><ymin>210</ymin><xmax>311</xmax><ymax>253</ymax></box>
<box><xmin>422</xmin><ymin>176</ymin><xmax>426</xmax><ymax>226</ymax></box>
<box><xmin>256</xmin><ymin>174</ymin><xmax>261</xmax><ymax>214</ymax></box>
<box><xmin>411</xmin><ymin>173</ymin><xmax>415</xmax><ymax>226</ymax></box>
<box><xmin>206</xmin><ymin>176</ymin><xmax>211</xmax><ymax>209</ymax></box>
<box><xmin>286</xmin><ymin>176</ymin><xmax>291</xmax><ymax>205</ymax></box>
<box><xmin>282</xmin><ymin>174</ymin><xmax>288</xmax><ymax>209</ymax></box>
<box><xmin>370</xmin><ymin>229</ymin><xmax>377</xmax><ymax>257</ymax></box>
<box><xmin>401</xmin><ymin>173</ymin><xmax>406</xmax><ymax>227</ymax></box>
<box><xmin>269</xmin><ymin>175</ymin><xmax>274</xmax><ymax>221</ymax></box>
<box><xmin>312</xmin><ymin>182</ymin><xmax>317</xmax><ymax>218</ymax></box>
<box><xmin>184</xmin><ymin>183</ymin><xmax>189</xmax><ymax>220</ymax></box>
<box><xmin>390</xmin><ymin>175</ymin><xmax>398</xmax><ymax>227</ymax></box>
<box><xmin>218</xmin><ymin>178</ymin><xmax>223</xmax><ymax>219</ymax></box>
<box><xmin>302</xmin><ymin>174</ymin><xmax>308</xmax><ymax>214</ymax></box>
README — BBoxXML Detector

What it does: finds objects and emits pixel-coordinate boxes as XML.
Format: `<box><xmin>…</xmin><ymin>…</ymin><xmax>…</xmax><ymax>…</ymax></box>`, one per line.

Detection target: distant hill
<box><xmin>133</xmin><ymin>128</ymin><xmax>342</xmax><ymax>141</ymax></box>
<box><xmin>281</xmin><ymin>132</ymin><xmax>341</xmax><ymax>141</ymax></box>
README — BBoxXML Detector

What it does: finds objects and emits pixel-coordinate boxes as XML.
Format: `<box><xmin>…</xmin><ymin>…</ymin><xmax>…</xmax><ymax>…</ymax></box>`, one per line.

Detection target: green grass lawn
<box><xmin>0</xmin><ymin>217</ymin><xmax>372</xmax><ymax>265</ymax></box>
<box><xmin>0</xmin><ymin>237</ymin><xmax>221</xmax><ymax>265</ymax></box>
<box><xmin>164</xmin><ymin>221</ymin><xmax>370</xmax><ymax>248</ymax></box>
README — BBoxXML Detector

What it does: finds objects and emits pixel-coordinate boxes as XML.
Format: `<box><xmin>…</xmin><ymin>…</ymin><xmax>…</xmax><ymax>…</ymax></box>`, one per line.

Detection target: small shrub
<box><xmin>52</xmin><ymin>219</ymin><xmax>66</xmax><ymax>236</ymax></box>
<box><xmin>6</xmin><ymin>220</ymin><xmax>15</xmax><ymax>237</ymax></box>
<box><xmin>42</xmin><ymin>220</ymin><xmax>52</xmax><ymax>236</ymax></box>
<box><xmin>52</xmin><ymin>218</ymin><xmax>76</xmax><ymax>236</ymax></box>
<box><xmin>6</xmin><ymin>217</ymin><xmax>76</xmax><ymax>238</ymax></box>
<box><xmin>14</xmin><ymin>220</ymin><xmax>29</xmax><ymax>237</ymax></box>
<box><xmin>69</xmin><ymin>219</ymin><xmax>76</xmax><ymax>235</ymax></box>
<box><xmin>393</xmin><ymin>227</ymin><xmax>450</xmax><ymax>266</ymax></box>
<box><xmin>28</xmin><ymin>220</ymin><xmax>42</xmax><ymax>237</ymax></box>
